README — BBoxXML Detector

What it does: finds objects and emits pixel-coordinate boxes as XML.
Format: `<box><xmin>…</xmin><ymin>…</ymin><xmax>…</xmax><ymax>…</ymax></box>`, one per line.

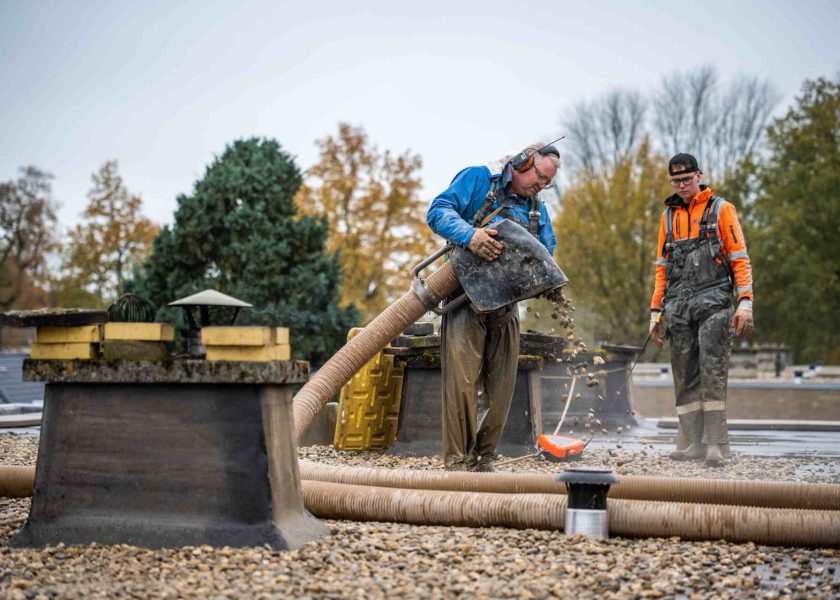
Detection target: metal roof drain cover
<box><xmin>556</xmin><ymin>467</ymin><xmax>619</xmax><ymax>539</ymax></box>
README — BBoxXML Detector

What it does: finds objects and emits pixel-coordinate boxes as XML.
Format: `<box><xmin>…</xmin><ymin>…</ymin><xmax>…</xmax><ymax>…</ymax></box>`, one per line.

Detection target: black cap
<box><xmin>668</xmin><ymin>153</ymin><xmax>700</xmax><ymax>176</ymax></box>
<box><xmin>538</xmin><ymin>145</ymin><xmax>560</xmax><ymax>159</ymax></box>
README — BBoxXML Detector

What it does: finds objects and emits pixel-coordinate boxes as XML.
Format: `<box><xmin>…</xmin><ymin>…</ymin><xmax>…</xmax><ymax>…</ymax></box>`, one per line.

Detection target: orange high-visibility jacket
<box><xmin>651</xmin><ymin>187</ymin><xmax>753</xmax><ymax>311</ymax></box>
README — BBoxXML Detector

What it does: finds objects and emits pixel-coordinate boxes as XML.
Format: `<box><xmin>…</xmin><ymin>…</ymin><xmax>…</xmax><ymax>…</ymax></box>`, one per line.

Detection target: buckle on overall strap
<box><xmin>700</xmin><ymin>196</ymin><xmax>720</xmax><ymax>234</ymax></box>
<box><xmin>528</xmin><ymin>210</ymin><xmax>540</xmax><ymax>234</ymax></box>
<box><xmin>663</xmin><ymin>207</ymin><xmax>676</xmax><ymax>257</ymax></box>
<box><xmin>528</xmin><ymin>196</ymin><xmax>541</xmax><ymax>235</ymax></box>
<box><xmin>471</xmin><ymin>179</ymin><xmax>500</xmax><ymax>227</ymax></box>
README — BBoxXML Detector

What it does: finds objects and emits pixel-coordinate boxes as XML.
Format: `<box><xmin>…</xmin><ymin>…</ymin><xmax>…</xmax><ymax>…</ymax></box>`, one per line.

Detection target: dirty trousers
<box><xmin>440</xmin><ymin>302</ymin><xmax>519</xmax><ymax>468</ymax></box>
<box><xmin>668</xmin><ymin>302</ymin><xmax>734</xmax><ymax>446</ymax></box>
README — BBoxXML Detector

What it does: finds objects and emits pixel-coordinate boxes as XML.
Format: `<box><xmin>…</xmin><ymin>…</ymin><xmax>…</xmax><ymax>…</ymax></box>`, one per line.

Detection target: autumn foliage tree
<box><xmin>56</xmin><ymin>160</ymin><xmax>159</xmax><ymax>306</ymax></box>
<box><xmin>552</xmin><ymin>140</ymin><xmax>671</xmax><ymax>345</ymax></box>
<box><xmin>296</xmin><ymin>123</ymin><xmax>436</xmax><ymax>321</ymax></box>
<box><xmin>0</xmin><ymin>166</ymin><xmax>59</xmax><ymax>310</ymax></box>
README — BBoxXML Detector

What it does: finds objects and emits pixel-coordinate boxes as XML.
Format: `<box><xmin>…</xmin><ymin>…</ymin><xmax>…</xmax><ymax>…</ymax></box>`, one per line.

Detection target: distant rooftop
<box><xmin>0</xmin><ymin>353</ymin><xmax>43</xmax><ymax>404</ymax></box>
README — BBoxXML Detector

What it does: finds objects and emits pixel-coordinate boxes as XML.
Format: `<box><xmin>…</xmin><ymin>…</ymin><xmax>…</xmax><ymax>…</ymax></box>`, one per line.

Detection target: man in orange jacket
<box><xmin>649</xmin><ymin>153</ymin><xmax>754</xmax><ymax>467</ymax></box>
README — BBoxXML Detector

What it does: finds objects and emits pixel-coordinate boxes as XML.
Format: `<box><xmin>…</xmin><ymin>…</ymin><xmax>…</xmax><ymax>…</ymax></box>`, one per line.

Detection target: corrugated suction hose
<box><xmin>0</xmin><ymin>466</ymin><xmax>35</xmax><ymax>498</ymax></box>
<box><xmin>607</xmin><ymin>497</ymin><xmax>840</xmax><ymax>547</ymax></box>
<box><xmin>303</xmin><ymin>480</ymin><xmax>567</xmax><ymax>530</ymax></box>
<box><xmin>299</xmin><ymin>461</ymin><xmax>840</xmax><ymax>511</ymax></box>
<box><xmin>303</xmin><ymin>480</ymin><xmax>840</xmax><ymax>548</ymax></box>
<box><xmin>293</xmin><ymin>261</ymin><xmax>459</xmax><ymax>442</ymax></box>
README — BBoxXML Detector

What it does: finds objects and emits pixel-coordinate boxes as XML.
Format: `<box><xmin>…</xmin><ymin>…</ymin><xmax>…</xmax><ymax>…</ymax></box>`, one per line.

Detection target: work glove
<box><xmin>650</xmin><ymin>310</ymin><xmax>665</xmax><ymax>347</ymax></box>
<box><xmin>467</xmin><ymin>228</ymin><xmax>503</xmax><ymax>262</ymax></box>
<box><xmin>732</xmin><ymin>299</ymin><xmax>753</xmax><ymax>337</ymax></box>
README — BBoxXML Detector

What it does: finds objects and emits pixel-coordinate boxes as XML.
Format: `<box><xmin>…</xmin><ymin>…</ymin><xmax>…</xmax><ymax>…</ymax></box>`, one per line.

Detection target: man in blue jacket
<box><xmin>427</xmin><ymin>143</ymin><xmax>559</xmax><ymax>471</ymax></box>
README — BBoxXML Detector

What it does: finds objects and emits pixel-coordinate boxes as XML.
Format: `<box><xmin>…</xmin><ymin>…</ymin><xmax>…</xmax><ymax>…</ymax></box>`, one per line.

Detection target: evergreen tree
<box><xmin>750</xmin><ymin>77</ymin><xmax>840</xmax><ymax>363</ymax></box>
<box><xmin>131</xmin><ymin>138</ymin><xmax>359</xmax><ymax>362</ymax></box>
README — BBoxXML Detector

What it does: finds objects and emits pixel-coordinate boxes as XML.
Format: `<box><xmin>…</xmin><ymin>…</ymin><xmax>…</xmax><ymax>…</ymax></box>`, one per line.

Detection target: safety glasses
<box><xmin>669</xmin><ymin>173</ymin><xmax>697</xmax><ymax>187</ymax></box>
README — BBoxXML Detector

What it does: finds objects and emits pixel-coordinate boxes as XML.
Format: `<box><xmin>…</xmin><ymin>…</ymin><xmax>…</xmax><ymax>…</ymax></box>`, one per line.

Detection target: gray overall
<box><xmin>440</xmin><ymin>179</ymin><xmax>541</xmax><ymax>468</ymax></box>
<box><xmin>663</xmin><ymin>196</ymin><xmax>734</xmax><ymax>450</ymax></box>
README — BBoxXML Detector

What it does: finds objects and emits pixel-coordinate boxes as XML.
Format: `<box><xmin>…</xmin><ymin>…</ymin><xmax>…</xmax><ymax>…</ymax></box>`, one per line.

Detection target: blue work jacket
<box><xmin>426</xmin><ymin>165</ymin><xmax>557</xmax><ymax>255</ymax></box>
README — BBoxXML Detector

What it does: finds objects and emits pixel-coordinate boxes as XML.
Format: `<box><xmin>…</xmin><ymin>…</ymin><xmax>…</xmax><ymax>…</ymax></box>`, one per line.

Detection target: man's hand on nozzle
<box><xmin>467</xmin><ymin>228</ymin><xmax>503</xmax><ymax>262</ymax></box>
<box><xmin>650</xmin><ymin>310</ymin><xmax>665</xmax><ymax>347</ymax></box>
<box><xmin>732</xmin><ymin>299</ymin><xmax>753</xmax><ymax>338</ymax></box>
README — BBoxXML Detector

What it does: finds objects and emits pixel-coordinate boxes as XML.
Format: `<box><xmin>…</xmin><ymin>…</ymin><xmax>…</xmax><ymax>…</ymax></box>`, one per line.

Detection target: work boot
<box><xmin>444</xmin><ymin>458</ymin><xmax>472</xmax><ymax>472</ymax></box>
<box><xmin>471</xmin><ymin>453</ymin><xmax>498</xmax><ymax>473</ymax></box>
<box><xmin>704</xmin><ymin>444</ymin><xmax>725</xmax><ymax>468</ymax></box>
<box><xmin>669</xmin><ymin>444</ymin><xmax>705</xmax><ymax>461</ymax></box>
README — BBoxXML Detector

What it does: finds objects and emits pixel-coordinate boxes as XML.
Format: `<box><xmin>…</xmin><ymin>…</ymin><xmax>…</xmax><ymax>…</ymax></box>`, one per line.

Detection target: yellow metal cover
<box><xmin>202</xmin><ymin>326</ymin><xmax>272</xmax><ymax>347</ymax></box>
<box><xmin>333</xmin><ymin>328</ymin><xmax>404</xmax><ymax>451</ymax></box>
<box><xmin>30</xmin><ymin>343</ymin><xmax>99</xmax><ymax>360</ymax></box>
<box><xmin>273</xmin><ymin>327</ymin><xmax>290</xmax><ymax>345</ymax></box>
<box><xmin>205</xmin><ymin>344</ymin><xmax>291</xmax><ymax>362</ymax></box>
<box><xmin>201</xmin><ymin>326</ymin><xmax>289</xmax><ymax>347</ymax></box>
<box><xmin>36</xmin><ymin>325</ymin><xmax>102</xmax><ymax>343</ymax></box>
<box><xmin>104</xmin><ymin>323</ymin><xmax>175</xmax><ymax>342</ymax></box>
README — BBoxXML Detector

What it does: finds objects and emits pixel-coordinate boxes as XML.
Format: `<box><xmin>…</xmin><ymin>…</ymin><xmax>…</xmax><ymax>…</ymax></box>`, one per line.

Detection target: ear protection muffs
<box><xmin>511</xmin><ymin>150</ymin><xmax>536</xmax><ymax>172</ymax></box>
<box><xmin>511</xmin><ymin>145</ymin><xmax>561</xmax><ymax>172</ymax></box>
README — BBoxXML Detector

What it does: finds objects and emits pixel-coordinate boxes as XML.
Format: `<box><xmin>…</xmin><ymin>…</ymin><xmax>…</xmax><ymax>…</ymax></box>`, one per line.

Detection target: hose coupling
<box><xmin>410</xmin><ymin>278</ymin><xmax>439</xmax><ymax>310</ymax></box>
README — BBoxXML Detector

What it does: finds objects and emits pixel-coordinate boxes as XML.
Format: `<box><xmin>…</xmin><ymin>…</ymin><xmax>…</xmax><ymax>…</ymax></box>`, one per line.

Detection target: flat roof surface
<box><xmin>586</xmin><ymin>418</ymin><xmax>840</xmax><ymax>459</ymax></box>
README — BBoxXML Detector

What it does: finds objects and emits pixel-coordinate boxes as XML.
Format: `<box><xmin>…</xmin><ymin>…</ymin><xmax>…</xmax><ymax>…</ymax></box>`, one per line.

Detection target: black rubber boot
<box><xmin>669</xmin><ymin>443</ymin><xmax>705</xmax><ymax>461</ymax></box>
<box><xmin>705</xmin><ymin>444</ymin><xmax>725</xmax><ymax>468</ymax></box>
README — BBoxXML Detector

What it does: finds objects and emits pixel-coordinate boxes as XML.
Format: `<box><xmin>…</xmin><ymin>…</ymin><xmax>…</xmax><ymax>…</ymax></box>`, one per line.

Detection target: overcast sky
<box><xmin>2</xmin><ymin>0</ymin><xmax>838</xmax><ymax>229</ymax></box>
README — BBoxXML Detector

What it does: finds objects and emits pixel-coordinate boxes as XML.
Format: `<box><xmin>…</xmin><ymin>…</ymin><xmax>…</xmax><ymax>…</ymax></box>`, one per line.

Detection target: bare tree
<box><xmin>560</xmin><ymin>66</ymin><xmax>779</xmax><ymax>184</ymax></box>
<box><xmin>561</xmin><ymin>89</ymin><xmax>647</xmax><ymax>173</ymax></box>
<box><xmin>0</xmin><ymin>166</ymin><xmax>60</xmax><ymax>310</ymax></box>
<box><xmin>706</xmin><ymin>77</ymin><xmax>779</xmax><ymax>180</ymax></box>
<box><xmin>652</xmin><ymin>66</ymin><xmax>779</xmax><ymax>182</ymax></box>
<box><xmin>652</xmin><ymin>66</ymin><xmax>718</xmax><ymax>160</ymax></box>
